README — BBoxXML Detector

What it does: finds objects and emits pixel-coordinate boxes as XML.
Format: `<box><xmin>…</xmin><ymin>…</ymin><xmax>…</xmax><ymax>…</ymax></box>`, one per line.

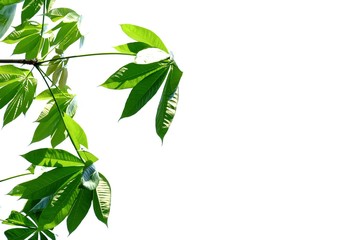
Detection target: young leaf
<box><xmin>39</xmin><ymin>174</ymin><xmax>81</xmax><ymax>230</ymax></box>
<box><xmin>93</xmin><ymin>173</ymin><xmax>111</xmax><ymax>225</ymax></box>
<box><xmin>67</xmin><ymin>188</ymin><xmax>93</xmax><ymax>234</ymax></box>
<box><xmin>121</xmin><ymin>66</ymin><xmax>169</xmax><ymax>119</ymax></box>
<box><xmin>156</xmin><ymin>63</ymin><xmax>183</xmax><ymax>141</ymax></box>
<box><xmin>121</xmin><ymin>24</ymin><xmax>168</xmax><ymax>53</ymax></box>
<box><xmin>46</xmin><ymin>8</ymin><xmax>79</xmax><ymax>22</ymax></box>
<box><xmin>101</xmin><ymin>61</ymin><xmax>167</xmax><ymax>90</ymax></box>
<box><xmin>22</xmin><ymin>148</ymin><xmax>84</xmax><ymax>167</ymax></box>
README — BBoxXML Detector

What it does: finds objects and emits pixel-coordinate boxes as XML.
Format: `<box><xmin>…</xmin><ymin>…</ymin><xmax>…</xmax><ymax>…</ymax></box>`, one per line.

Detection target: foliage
<box><xmin>0</xmin><ymin>0</ymin><xmax>183</xmax><ymax>239</ymax></box>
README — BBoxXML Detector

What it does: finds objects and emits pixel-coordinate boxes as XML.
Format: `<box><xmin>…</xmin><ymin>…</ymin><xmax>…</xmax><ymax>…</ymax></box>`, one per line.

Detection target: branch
<box><xmin>0</xmin><ymin>59</ymin><xmax>37</xmax><ymax>65</ymax></box>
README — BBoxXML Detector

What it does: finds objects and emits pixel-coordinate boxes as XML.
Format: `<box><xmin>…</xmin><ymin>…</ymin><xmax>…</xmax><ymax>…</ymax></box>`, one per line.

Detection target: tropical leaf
<box><xmin>22</xmin><ymin>148</ymin><xmax>84</xmax><ymax>167</ymax></box>
<box><xmin>101</xmin><ymin>61</ymin><xmax>167</xmax><ymax>90</ymax></box>
<box><xmin>67</xmin><ymin>188</ymin><xmax>92</xmax><ymax>234</ymax></box>
<box><xmin>114</xmin><ymin>42</ymin><xmax>151</xmax><ymax>55</ymax></box>
<box><xmin>121</xmin><ymin>66</ymin><xmax>169</xmax><ymax>119</ymax></box>
<box><xmin>38</xmin><ymin>174</ymin><xmax>81</xmax><ymax>229</ymax></box>
<box><xmin>93</xmin><ymin>173</ymin><xmax>111</xmax><ymax>225</ymax></box>
<box><xmin>52</xmin><ymin>21</ymin><xmax>82</xmax><ymax>51</ymax></box>
<box><xmin>0</xmin><ymin>0</ymin><xmax>23</xmax><ymax>6</ymax></box>
<box><xmin>4</xmin><ymin>228</ymin><xmax>34</xmax><ymax>240</ymax></box>
<box><xmin>0</xmin><ymin>3</ymin><xmax>16</xmax><ymax>39</ymax></box>
<box><xmin>63</xmin><ymin>113</ymin><xmax>88</xmax><ymax>150</ymax></box>
<box><xmin>46</xmin><ymin>8</ymin><xmax>79</xmax><ymax>22</ymax></box>
<box><xmin>2</xmin><ymin>211</ymin><xmax>36</xmax><ymax>228</ymax></box>
<box><xmin>156</xmin><ymin>63</ymin><xmax>183</xmax><ymax>141</ymax></box>
<box><xmin>121</xmin><ymin>24</ymin><xmax>168</xmax><ymax>53</ymax></box>
<box><xmin>21</xmin><ymin>0</ymin><xmax>43</xmax><ymax>22</ymax></box>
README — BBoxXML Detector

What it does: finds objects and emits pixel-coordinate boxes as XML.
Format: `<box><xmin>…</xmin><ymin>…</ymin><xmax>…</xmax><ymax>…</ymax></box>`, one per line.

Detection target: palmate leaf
<box><xmin>4</xmin><ymin>228</ymin><xmax>34</xmax><ymax>240</ymax></box>
<box><xmin>2</xmin><ymin>211</ymin><xmax>36</xmax><ymax>228</ymax></box>
<box><xmin>156</xmin><ymin>63</ymin><xmax>183</xmax><ymax>141</ymax></box>
<box><xmin>39</xmin><ymin>174</ymin><xmax>81</xmax><ymax>230</ymax></box>
<box><xmin>63</xmin><ymin>113</ymin><xmax>88</xmax><ymax>150</ymax></box>
<box><xmin>21</xmin><ymin>0</ymin><xmax>43</xmax><ymax>22</ymax></box>
<box><xmin>121</xmin><ymin>24</ymin><xmax>168</xmax><ymax>53</ymax></box>
<box><xmin>0</xmin><ymin>3</ymin><xmax>16</xmax><ymax>39</ymax></box>
<box><xmin>0</xmin><ymin>65</ymin><xmax>37</xmax><ymax>126</ymax></box>
<box><xmin>9</xmin><ymin>166</ymin><xmax>82</xmax><ymax>199</ymax></box>
<box><xmin>93</xmin><ymin>173</ymin><xmax>111</xmax><ymax>225</ymax></box>
<box><xmin>101</xmin><ymin>61</ymin><xmax>168</xmax><ymax>90</ymax></box>
<box><xmin>121</xmin><ymin>66</ymin><xmax>169</xmax><ymax>119</ymax></box>
<box><xmin>52</xmin><ymin>21</ymin><xmax>82</xmax><ymax>52</ymax></box>
<box><xmin>66</xmin><ymin>188</ymin><xmax>92</xmax><ymax>234</ymax></box>
<box><xmin>3</xmin><ymin>21</ymin><xmax>41</xmax><ymax>44</ymax></box>
<box><xmin>114</xmin><ymin>42</ymin><xmax>151</xmax><ymax>55</ymax></box>
<box><xmin>22</xmin><ymin>148</ymin><xmax>84</xmax><ymax>167</ymax></box>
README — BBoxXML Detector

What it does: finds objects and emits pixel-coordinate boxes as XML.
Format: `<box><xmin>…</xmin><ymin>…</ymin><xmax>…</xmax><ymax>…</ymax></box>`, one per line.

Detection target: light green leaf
<box><xmin>0</xmin><ymin>81</ymin><xmax>21</xmax><ymax>108</ymax></box>
<box><xmin>67</xmin><ymin>188</ymin><xmax>92</xmax><ymax>234</ymax></box>
<box><xmin>46</xmin><ymin>8</ymin><xmax>79</xmax><ymax>22</ymax></box>
<box><xmin>121</xmin><ymin>24</ymin><xmax>168</xmax><ymax>53</ymax></box>
<box><xmin>121</xmin><ymin>66</ymin><xmax>169</xmax><ymax>119</ymax></box>
<box><xmin>12</xmin><ymin>33</ymin><xmax>41</xmax><ymax>59</ymax></box>
<box><xmin>9</xmin><ymin>166</ymin><xmax>81</xmax><ymax>199</ymax></box>
<box><xmin>63</xmin><ymin>113</ymin><xmax>88</xmax><ymax>150</ymax></box>
<box><xmin>101</xmin><ymin>61</ymin><xmax>167</xmax><ymax>90</ymax></box>
<box><xmin>0</xmin><ymin>3</ymin><xmax>16</xmax><ymax>39</ymax></box>
<box><xmin>39</xmin><ymin>174</ymin><xmax>81</xmax><ymax>229</ymax></box>
<box><xmin>114</xmin><ymin>42</ymin><xmax>151</xmax><ymax>55</ymax></box>
<box><xmin>4</xmin><ymin>228</ymin><xmax>34</xmax><ymax>240</ymax></box>
<box><xmin>21</xmin><ymin>0</ymin><xmax>43</xmax><ymax>22</ymax></box>
<box><xmin>0</xmin><ymin>64</ymin><xmax>29</xmax><ymax>86</ymax></box>
<box><xmin>79</xmin><ymin>150</ymin><xmax>98</xmax><ymax>164</ymax></box>
<box><xmin>53</xmin><ymin>21</ymin><xmax>82</xmax><ymax>51</ymax></box>
<box><xmin>93</xmin><ymin>173</ymin><xmax>111</xmax><ymax>225</ymax></box>
<box><xmin>156</xmin><ymin>63</ymin><xmax>182</xmax><ymax>141</ymax></box>
<box><xmin>22</xmin><ymin>148</ymin><xmax>84</xmax><ymax>167</ymax></box>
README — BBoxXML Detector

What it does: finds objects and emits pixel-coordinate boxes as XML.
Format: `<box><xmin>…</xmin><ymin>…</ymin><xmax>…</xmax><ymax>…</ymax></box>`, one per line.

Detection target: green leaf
<box><xmin>13</xmin><ymin>33</ymin><xmax>41</xmax><ymax>59</ymax></box>
<box><xmin>39</xmin><ymin>174</ymin><xmax>81</xmax><ymax>229</ymax></box>
<box><xmin>4</xmin><ymin>228</ymin><xmax>34</xmax><ymax>240</ymax></box>
<box><xmin>67</xmin><ymin>188</ymin><xmax>92</xmax><ymax>234</ymax></box>
<box><xmin>121</xmin><ymin>66</ymin><xmax>169</xmax><ymax>119</ymax></box>
<box><xmin>0</xmin><ymin>0</ymin><xmax>23</xmax><ymax>6</ymax></box>
<box><xmin>0</xmin><ymin>3</ymin><xmax>16</xmax><ymax>39</ymax></box>
<box><xmin>42</xmin><ymin>230</ymin><xmax>55</xmax><ymax>240</ymax></box>
<box><xmin>156</xmin><ymin>63</ymin><xmax>182</xmax><ymax>141</ymax></box>
<box><xmin>0</xmin><ymin>81</ymin><xmax>21</xmax><ymax>108</ymax></box>
<box><xmin>53</xmin><ymin>21</ymin><xmax>82</xmax><ymax>51</ymax></box>
<box><xmin>28</xmin><ymin>233</ymin><xmax>38</xmax><ymax>240</ymax></box>
<box><xmin>79</xmin><ymin>150</ymin><xmax>98</xmax><ymax>164</ymax></box>
<box><xmin>101</xmin><ymin>61</ymin><xmax>167</xmax><ymax>90</ymax></box>
<box><xmin>3</xmin><ymin>74</ymin><xmax>37</xmax><ymax>126</ymax></box>
<box><xmin>21</xmin><ymin>0</ymin><xmax>43</xmax><ymax>22</ymax></box>
<box><xmin>0</xmin><ymin>64</ymin><xmax>29</xmax><ymax>86</ymax></box>
<box><xmin>63</xmin><ymin>113</ymin><xmax>88</xmax><ymax>150</ymax></box>
<box><xmin>114</xmin><ymin>42</ymin><xmax>151</xmax><ymax>55</ymax></box>
<box><xmin>121</xmin><ymin>24</ymin><xmax>168</xmax><ymax>53</ymax></box>
<box><xmin>22</xmin><ymin>148</ymin><xmax>84</xmax><ymax>167</ymax></box>
<box><xmin>46</xmin><ymin>8</ymin><xmax>79</xmax><ymax>22</ymax></box>
<box><xmin>2</xmin><ymin>211</ymin><xmax>36</xmax><ymax>228</ymax></box>
<box><xmin>93</xmin><ymin>173</ymin><xmax>111</xmax><ymax>225</ymax></box>
<box><xmin>9</xmin><ymin>166</ymin><xmax>82</xmax><ymax>199</ymax></box>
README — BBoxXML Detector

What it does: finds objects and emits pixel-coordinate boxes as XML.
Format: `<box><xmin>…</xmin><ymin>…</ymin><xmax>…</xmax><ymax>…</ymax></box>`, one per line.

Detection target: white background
<box><xmin>1</xmin><ymin>0</ymin><xmax>360</xmax><ymax>239</ymax></box>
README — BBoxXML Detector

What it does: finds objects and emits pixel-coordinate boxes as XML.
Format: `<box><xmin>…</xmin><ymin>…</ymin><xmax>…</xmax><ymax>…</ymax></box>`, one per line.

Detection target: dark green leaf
<box><xmin>114</xmin><ymin>42</ymin><xmax>151</xmax><ymax>55</ymax></box>
<box><xmin>0</xmin><ymin>0</ymin><xmax>23</xmax><ymax>6</ymax></box>
<box><xmin>0</xmin><ymin>3</ymin><xmax>16</xmax><ymax>39</ymax></box>
<box><xmin>4</xmin><ymin>228</ymin><xmax>34</xmax><ymax>240</ymax></box>
<box><xmin>156</xmin><ymin>63</ymin><xmax>182</xmax><ymax>141</ymax></box>
<box><xmin>43</xmin><ymin>230</ymin><xmax>55</xmax><ymax>240</ymax></box>
<box><xmin>21</xmin><ymin>0</ymin><xmax>43</xmax><ymax>22</ymax></box>
<box><xmin>93</xmin><ymin>173</ymin><xmax>111</xmax><ymax>225</ymax></box>
<box><xmin>67</xmin><ymin>188</ymin><xmax>92</xmax><ymax>234</ymax></box>
<box><xmin>121</xmin><ymin>66</ymin><xmax>169</xmax><ymax>119</ymax></box>
<box><xmin>28</xmin><ymin>233</ymin><xmax>38</xmax><ymax>240</ymax></box>
<box><xmin>9</xmin><ymin>166</ymin><xmax>82</xmax><ymax>199</ymax></box>
<box><xmin>101</xmin><ymin>61</ymin><xmax>167</xmax><ymax>90</ymax></box>
<box><xmin>2</xmin><ymin>211</ymin><xmax>36</xmax><ymax>227</ymax></box>
<box><xmin>22</xmin><ymin>148</ymin><xmax>84</xmax><ymax>167</ymax></box>
<box><xmin>39</xmin><ymin>174</ymin><xmax>81</xmax><ymax>229</ymax></box>
<box><xmin>121</xmin><ymin>24</ymin><xmax>168</xmax><ymax>53</ymax></box>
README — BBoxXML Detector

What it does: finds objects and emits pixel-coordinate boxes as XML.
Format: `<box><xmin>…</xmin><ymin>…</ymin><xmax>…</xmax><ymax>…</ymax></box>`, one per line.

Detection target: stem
<box><xmin>0</xmin><ymin>59</ymin><xmax>37</xmax><ymax>65</ymax></box>
<box><xmin>36</xmin><ymin>66</ymin><xmax>85</xmax><ymax>162</ymax></box>
<box><xmin>38</xmin><ymin>52</ymin><xmax>131</xmax><ymax>64</ymax></box>
<box><xmin>0</xmin><ymin>173</ymin><xmax>32</xmax><ymax>183</ymax></box>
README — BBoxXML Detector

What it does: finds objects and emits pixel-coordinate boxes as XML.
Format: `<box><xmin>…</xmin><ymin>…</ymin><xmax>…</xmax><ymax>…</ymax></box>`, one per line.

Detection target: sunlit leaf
<box><xmin>0</xmin><ymin>3</ymin><xmax>16</xmax><ymax>39</ymax></box>
<box><xmin>22</xmin><ymin>148</ymin><xmax>84</xmax><ymax>167</ymax></box>
<box><xmin>53</xmin><ymin>21</ymin><xmax>82</xmax><ymax>51</ymax></box>
<box><xmin>21</xmin><ymin>0</ymin><xmax>43</xmax><ymax>22</ymax></box>
<box><xmin>121</xmin><ymin>66</ymin><xmax>169</xmax><ymax>119</ymax></box>
<box><xmin>101</xmin><ymin>61</ymin><xmax>167</xmax><ymax>90</ymax></box>
<box><xmin>2</xmin><ymin>211</ymin><xmax>36</xmax><ymax>228</ymax></box>
<box><xmin>156</xmin><ymin>63</ymin><xmax>182</xmax><ymax>141</ymax></box>
<box><xmin>46</xmin><ymin>8</ymin><xmax>79</xmax><ymax>22</ymax></box>
<box><xmin>114</xmin><ymin>42</ymin><xmax>151</xmax><ymax>55</ymax></box>
<box><xmin>121</xmin><ymin>24</ymin><xmax>168</xmax><ymax>53</ymax></box>
<box><xmin>63</xmin><ymin>113</ymin><xmax>88</xmax><ymax>150</ymax></box>
<box><xmin>9</xmin><ymin>166</ymin><xmax>81</xmax><ymax>199</ymax></box>
<box><xmin>93</xmin><ymin>173</ymin><xmax>111</xmax><ymax>225</ymax></box>
<box><xmin>39</xmin><ymin>174</ymin><xmax>81</xmax><ymax>229</ymax></box>
<box><xmin>67</xmin><ymin>188</ymin><xmax>92</xmax><ymax>234</ymax></box>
